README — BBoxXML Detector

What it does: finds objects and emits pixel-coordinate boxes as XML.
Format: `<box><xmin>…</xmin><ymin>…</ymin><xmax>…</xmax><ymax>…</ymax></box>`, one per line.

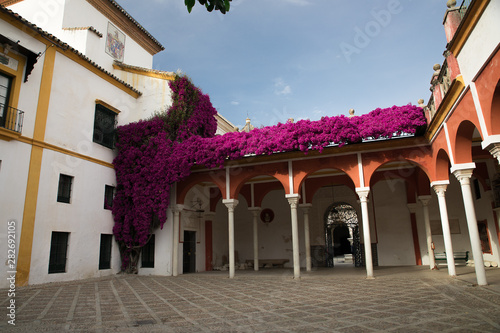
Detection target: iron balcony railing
<box><xmin>459</xmin><ymin>0</ymin><xmax>472</xmax><ymax>19</ymax></box>
<box><xmin>0</xmin><ymin>104</ymin><xmax>24</xmax><ymax>134</ymax></box>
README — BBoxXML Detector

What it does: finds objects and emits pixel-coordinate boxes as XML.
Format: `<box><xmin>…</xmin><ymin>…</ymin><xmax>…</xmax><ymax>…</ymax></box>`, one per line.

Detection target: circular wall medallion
<box><xmin>260</xmin><ymin>208</ymin><xmax>274</xmax><ymax>223</ymax></box>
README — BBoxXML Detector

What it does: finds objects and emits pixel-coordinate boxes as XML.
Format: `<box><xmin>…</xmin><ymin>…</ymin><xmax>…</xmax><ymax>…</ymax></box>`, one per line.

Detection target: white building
<box><xmin>0</xmin><ymin>0</ymin><xmax>234</xmax><ymax>287</ymax></box>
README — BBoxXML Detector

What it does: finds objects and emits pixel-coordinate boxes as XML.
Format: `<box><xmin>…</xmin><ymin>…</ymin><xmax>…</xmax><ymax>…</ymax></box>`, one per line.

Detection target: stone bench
<box><xmin>245</xmin><ymin>259</ymin><xmax>290</xmax><ymax>268</ymax></box>
<box><xmin>435</xmin><ymin>251</ymin><xmax>469</xmax><ymax>263</ymax></box>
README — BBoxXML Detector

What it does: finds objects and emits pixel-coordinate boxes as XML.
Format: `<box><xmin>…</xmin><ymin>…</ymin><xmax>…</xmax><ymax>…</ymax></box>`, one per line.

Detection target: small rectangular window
<box><xmin>93</xmin><ymin>104</ymin><xmax>117</xmax><ymax>149</ymax></box>
<box><xmin>99</xmin><ymin>234</ymin><xmax>113</xmax><ymax>270</ymax></box>
<box><xmin>104</xmin><ymin>185</ymin><xmax>115</xmax><ymax>210</ymax></box>
<box><xmin>57</xmin><ymin>174</ymin><xmax>73</xmax><ymax>203</ymax></box>
<box><xmin>141</xmin><ymin>235</ymin><xmax>155</xmax><ymax>268</ymax></box>
<box><xmin>48</xmin><ymin>232</ymin><xmax>69</xmax><ymax>274</ymax></box>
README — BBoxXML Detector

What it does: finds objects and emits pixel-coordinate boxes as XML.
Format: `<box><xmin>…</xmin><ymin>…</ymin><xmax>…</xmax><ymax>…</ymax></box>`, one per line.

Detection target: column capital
<box><xmin>222</xmin><ymin>199</ymin><xmax>239</xmax><ymax>211</ymax></box>
<box><xmin>248</xmin><ymin>207</ymin><xmax>261</xmax><ymax>217</ymax></box>
<box><xmin>407</xmin><ymin>203</ymin><xmax>417</xmax><ymax>214</ymax></box>
<box><xmin>481</xmin><ymin>135</ymin><xmax>500</xmax><ymax>164</ymax></box>
<box><xmin>204</xmin><ymin>211</ymin><xmax>216</xmax><ymax>219</ymax></box>
<box><xmin>286</xmin><ymin>193</ymin><xmax>301</xmax><ymax>207</ymax></box>
<box><xmin>417</xmin><ymin>195</ymin><xmax>432</xmax><ymax>206</ymax></box>
<box><xmin>172</xmin><ymin>204</ymin><xmax>184</xmax><ymax>213</ymax></box>
<box><xmin>452</xmin><ymin>166</ymin><xmax>475</xmax><ymax>186</ymax></box>
<box><xmin>450</xmin><ymin>162</ymin><xmax>475</xmax><ymax>175</ymax></box>
<box><xmin>299</xmin><ymin>203</ymin><xmax>313</xmax><ymax>211</ymax></box>
<box><xmin>432</xmin><ymin>183</ymin><xmax>448</xmax><ymax>197</ymax></box>
<box><xmin>355</xmin><ymin>187</ymin><xmax>370</xmax><ymax>202</ymax></box>
<box><xmin>488</xmin><ymin>143</ymin><xmax>500</xmax><ymax>164</ymax></box>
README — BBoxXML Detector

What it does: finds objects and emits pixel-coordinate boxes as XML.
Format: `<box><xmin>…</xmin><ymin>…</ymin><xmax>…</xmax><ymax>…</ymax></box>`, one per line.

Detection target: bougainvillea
<box><xmin>112</xmin><ymin>75</ymin><xmax>427</xmax><ymax>273</ymax></box>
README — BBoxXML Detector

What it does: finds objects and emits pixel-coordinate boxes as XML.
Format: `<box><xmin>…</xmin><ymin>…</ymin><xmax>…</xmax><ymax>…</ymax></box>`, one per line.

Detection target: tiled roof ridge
<box><xmin>113</xmin><ymin>60</ymin><xmax>175</xmax><ymax>76</ymax></box>
<box><xmin>62</xmin><ymin>26</ymin><xmax>103</xmax><ymax>38</ymax></box>
<box><xmin>0</xmin><ymin>5</ymin><xmax>142</xmax><ymax>96</ymax></box>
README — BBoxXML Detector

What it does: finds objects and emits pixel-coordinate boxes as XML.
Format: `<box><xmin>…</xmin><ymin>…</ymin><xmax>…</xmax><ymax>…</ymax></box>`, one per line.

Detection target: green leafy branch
<box><xmin>185</xmin><ymin>0</ymin><xmax>232</xmax><ymax>14</ymax></box>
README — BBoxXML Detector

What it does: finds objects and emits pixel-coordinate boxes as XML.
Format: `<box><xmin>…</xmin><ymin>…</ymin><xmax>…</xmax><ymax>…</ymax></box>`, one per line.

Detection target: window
<box><xmin>104</xmin><ymin>185</ymin><xmax>115</xmax><ymax>210</ymax></box>
<box><xmin>48</xmin><ymin>232</ymin><xmax>69</xmax><ymax>274</ymax></box>
<box><xmin>93</xmin><ymin>104</ymin><xmax>116</xmax><ymax>148</ymax></box>
<box><xmin>0</xmin><ymin>72</ymin><xmax>12</xmax><ymax>128</ymax></box>
<box><xmin>57</xmin><ymin>174</ymin><xmax>73</xmax><ymax>203</ymax></box>
<box><xmin>99</xmin><ymin>234</ymin><xmax>113</xmax><ymax>270</ymax></box>
<box><xmin>473</xmin><ymin>178</ymin><xmax>481</xmax><ymax>200</ymax></box>
<box><xmin>141</xmin><ymin>235</ymin><xmax>155</xmax><ymax>268</ymax></box>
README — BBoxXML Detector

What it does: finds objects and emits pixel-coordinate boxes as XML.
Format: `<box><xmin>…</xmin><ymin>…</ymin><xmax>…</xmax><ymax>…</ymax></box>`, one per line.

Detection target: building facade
<box><xmin>1</xmin><ymin>0</ymin><xmax>499</xmax><ymax>288</ymax></box>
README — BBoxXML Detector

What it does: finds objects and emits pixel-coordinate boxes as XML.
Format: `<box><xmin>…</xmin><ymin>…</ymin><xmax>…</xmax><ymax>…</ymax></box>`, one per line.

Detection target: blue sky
<box><xmin>117</xmin><ymin>0</ymin><xmax>447</xmax><ymax>129</ymax></box>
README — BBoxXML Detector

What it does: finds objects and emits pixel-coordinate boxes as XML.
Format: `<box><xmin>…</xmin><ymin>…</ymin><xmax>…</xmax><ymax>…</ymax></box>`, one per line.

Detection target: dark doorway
<box><xmin>324</xmin><ymin>202</ymin><xmax>360</xmax><ymax>267</ymax></box>
<box><xmin>183</xmin><ymin>231</ymin><xmax>196</xmax><ymax>273</ymax></box>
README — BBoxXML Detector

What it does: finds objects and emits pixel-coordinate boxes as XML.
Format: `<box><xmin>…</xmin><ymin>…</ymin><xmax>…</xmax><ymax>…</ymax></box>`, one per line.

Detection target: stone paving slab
<box><xmin>1</xmin><ymin>266</ymin><xmax>500</xmax><ymax>332</ymax></box>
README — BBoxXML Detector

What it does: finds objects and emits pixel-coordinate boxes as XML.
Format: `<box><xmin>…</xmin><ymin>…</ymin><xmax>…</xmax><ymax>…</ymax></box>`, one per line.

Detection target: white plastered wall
<box><xmin>29</xmin><ymin>149</ymin><xmax>120</xmax><ymax>285</ymax></box>
<box><xmin>456</xmin><ymin>1</ymin><xmax>500</xmax><ymax>85</ymax></box>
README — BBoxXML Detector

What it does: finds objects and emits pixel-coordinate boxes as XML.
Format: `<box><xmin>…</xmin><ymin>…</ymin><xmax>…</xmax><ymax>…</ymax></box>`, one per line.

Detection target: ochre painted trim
<box><xmin>58</xmin><ymin>49</ymin><xmax>141</xmax><ymax>98</ymax></box>
<box><xmin>112</xmin><ymin>63</ymin><xmax>175</xmax><ymax>81</ymax></box>
<box><xmin>0</xmin><ymin>127</ymin><xmax>21</xmax><ymax>141</ymax></box>
<box><xmin>16</xmin><ymin>136</ymin><xmax>115</xmax><ymax>169</ymax></box>
<box><xmin>17</xmin><ymin>145</ymin><xmax>43</xmax><ymax>286</ymax></box>
<box><xmin>0</xmin><ymin>45</ymin><xmax>27</xmax><ymax>110</ymax></box>
<box><xmin>425</xmin><ymin>76</ymin><xmax>466</xmax><ymax>141</ymax></box>
<box><xmin>448</xmin><ymin>0</ymin><xmax>490</xmax><ymax>57</ymax></box>
<box><xmin>16</xmin><ymin>46</ymin><xmax>56</xmax><ymax>286</ymax></box>
<box><xmin>96</xmin><ymin>99</ymin><xmax>121</xmax><ymax>114</ymax></box>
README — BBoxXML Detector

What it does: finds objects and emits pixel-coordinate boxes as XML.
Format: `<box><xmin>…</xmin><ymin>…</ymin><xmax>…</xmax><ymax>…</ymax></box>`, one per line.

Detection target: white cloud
<box><xmin>274</xmin><ymin>78</ymin><xmax>292</xmax><ymax>96</ymax></box>
<box><xmin>231</xmin><ymin>101</ymin><xmax>240</xmax><ymax>106</ymax></box>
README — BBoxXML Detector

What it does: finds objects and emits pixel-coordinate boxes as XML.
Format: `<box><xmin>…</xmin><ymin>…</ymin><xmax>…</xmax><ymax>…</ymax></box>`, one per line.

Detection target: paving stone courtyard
<box><xmin>1</xmin><ymin>266</ymin><xmax>500</xmax><ymax>332</ymax></box>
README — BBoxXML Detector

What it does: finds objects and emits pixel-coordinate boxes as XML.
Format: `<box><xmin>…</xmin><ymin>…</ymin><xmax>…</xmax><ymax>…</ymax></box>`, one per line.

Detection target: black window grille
<box><xmin>57</xmin><ymin>174</ymin><xmax>73</xmax><ymax>203</ymax></box>
<box><xmin>141</xmin><ymin>235</ymin><xmax>155</xmax><ymax>268</ymax></box>
<box><xmin>104</xmin><ymin>185</ymin><xmax>115</xmax><ymax>210</ymax></box>
<box><xmin>0</xmin><ymin>72</ymin><xmax>12</xmax><ymax>129</ymax></box>
<box><xmin>99</xmin><ymin>234</ymin><xmax>113</xmax><ymax>270</ymax></box>
<box><xmin>48</xmin><ymin>232</ymin><xmax>69</xmax><ymax>274</ymax></box>
<box><xmin>93</xmin><ymin>104</ymin><xmax>116</xmax><ymax>149</ymax></box>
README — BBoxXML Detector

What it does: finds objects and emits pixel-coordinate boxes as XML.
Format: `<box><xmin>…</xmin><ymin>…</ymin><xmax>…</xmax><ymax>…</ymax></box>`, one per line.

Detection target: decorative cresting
<box><xmin>222</xmin><ymin>199</ymin><xmax>238</xmax><ymax>278</ymax></box>
<box><xmin>452</xmin><ymin>165</ymin><xmax>488</xmax><ymax>286</ymax></box>
<box><xmin>431</xmin><ymin>182</ymin><xmax>456</xmax><ymax>276</ymax></box>
<box><xmin>355</xmin><ymin>187</ymin><xmax>374</xmax><ymax>279</ymax></box>
<box><xmin>418</xmin><ymin>195</ymin><xmax>437</xmax><ymax>270</ymax></box>
<box><xmin>286</xmin><ymin>193</ymin><xmax>301</xmax><ymax>279</ymax></box>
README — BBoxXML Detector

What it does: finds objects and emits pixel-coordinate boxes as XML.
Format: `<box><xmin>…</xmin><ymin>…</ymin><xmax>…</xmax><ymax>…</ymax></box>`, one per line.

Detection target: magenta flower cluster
<box><xmin>112</xmin><ymin>75</ymin><xmax>426</xmax><ymax>271</ymax></box>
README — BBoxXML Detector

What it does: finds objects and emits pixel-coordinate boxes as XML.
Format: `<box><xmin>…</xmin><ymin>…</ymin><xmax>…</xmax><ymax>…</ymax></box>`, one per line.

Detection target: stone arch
<box><xmin>177</xmin><ymin>170</ymin><xmax>226</xmax><ymax>205</ymax></box>
<box><xmin>455</xmin><ymin>120</ymin><xmax>482</xmax><ymax>164</ymax></box>
<box><xmin>490</xmin><ymin>80</ymin><xmax>500</xmax><ymax>135</ymax></box>
<box><xmin>230</xmin><ymin>162</ymin><xmax>289</xmax><ymax>200</ymax></box>
<box><xmin>435</xmin><ymin>149</ymin><xmax>452</xmax><ymax>181</ymax></box>
<box><xmin>304</xmin><ymin>170</ymin><xmax>357</xmax><ymax>205</ymax></box>
<box><xmin>292</xmin><ymin>154</ymin><xmax>360</xmax><ymax>196</ymax></box>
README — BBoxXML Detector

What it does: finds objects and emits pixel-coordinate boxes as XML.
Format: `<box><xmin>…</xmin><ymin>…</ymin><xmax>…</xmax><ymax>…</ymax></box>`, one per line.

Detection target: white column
<box><xmin>172</xmin><ymin>204</ymin><xmax>184</xmax><ymax>277</ymax></box>
<box><xmin>432</xmin><ymin>182</ymin><xmax>456</xmax><ymax>276</ymax></box>
<box><xmin>356</xmin><ymin>187</ymin><xmax>374</xmax><ymax>279</ymax></box>
<box><xmin>286</xmin><ymin>193</ymin><xmax>301</xmax><ymax>279</ymax></box>
<box><xmin>248</xmin><ymin>207</ymin><xmax>261</xmax><ymax>271</ymax></box>
<box><xmin>453</xmin><ymin>167</ymin><xmax>488</xmax><ymax>286</ymax></box>
<box><xmin>300</xmin><ymin>204</ymin><xmax>313</xmax><ymax>272</ymax></box>
<box><xmin>418</xmin><ymin>195</ymin><xmax>436</xmax><ymax>270</ymax></box>
<box><xmin>222</xmin><ymin>199</ymin><xmax>238</xmax><ymax>279</ymax></box>
<box><xmin>490</xmin><ymin>143</ymin><xmax>500</xmax><ymax>164</ymax></box>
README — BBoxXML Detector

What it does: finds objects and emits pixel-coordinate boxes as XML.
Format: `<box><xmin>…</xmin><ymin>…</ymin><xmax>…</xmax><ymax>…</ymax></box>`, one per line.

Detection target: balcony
<box><xmin>0</xmin><ymin>104</ymin><xmax>24</xmax><ymax>140</ymax></box>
